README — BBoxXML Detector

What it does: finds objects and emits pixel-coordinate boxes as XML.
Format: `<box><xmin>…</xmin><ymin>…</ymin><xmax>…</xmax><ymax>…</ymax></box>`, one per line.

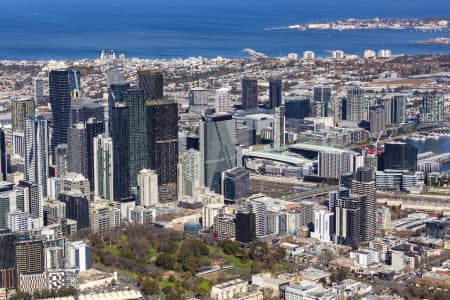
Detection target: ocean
<box><xmin>1</xmin><ymin>0</ymin><xmax>450</xmax><ymax>60</ymax></box>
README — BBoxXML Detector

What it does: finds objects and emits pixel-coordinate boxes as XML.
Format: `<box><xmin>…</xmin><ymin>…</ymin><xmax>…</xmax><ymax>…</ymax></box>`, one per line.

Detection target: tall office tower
<box><xmin>384</xmin><ymin>141</ymin><xmax>417</xmax><ymax>172</ymax></box>
<box><xmin>335</xmin><ymin>195</ymin><xmax>364</xmax><ymax>246</ymax></box>
<box><xmin>215</xmin><ymin>88</ymin><xmax>231</xmax><ymax>113</ymax></box>
<box><xmin>269</xmin><ymin>78</ymin><xmax>282</xmax><ymax>109</ymax></box>
<box><xmin>70</xmin><ymin>97</ymin><xmax>104</xmax><ymax>126</ymax></box>
<box><xmin>273</xmin><ymin>105</ymin><xmax>285</xmax><ymax>148</ymax></box>
<box><xmin>67</xmin><ymin>123</ymin><xmax>87</xmax><ymax>176</ymax></box>
<box><xmin>55</xmin><ymin>144</ymin><xmax>68</xmax><ymax>177</ymax></box>
<box><xmin>33</xmin><ymin>78</ymin><xmax>45</xmax><ymax>105</ymax></box>
<box><xmin>93</xmin><ymin>135</ymin><xmax>114</xmax><ymax>201</ymax></box>
<box><xmin>421</xmin><ymin>94</ymin><xmax>444</xmax><ymax>123</ymax></box>
<box><xmin>177</xmin><ymin>149</ymin><xmax>201</xmax><ymax>201</ymax></box>
<box><xmin>49</xmin><ymin>69</ymin><xmax>80</xmax><ymax>163</ymax></box>
<box><xmin>146</xmin><ymin>100</ymin><xmax>178</xmax><ymax>201</ymax></box>
<box><xmin>189</xmin><ymin>88</ymin><xmax>209</xmax><ymax>112</ymax></box>
<box><xmin>314</xmin><ymin>85</ymin><xmax>332</xmax><ymax>116</ymax></box>
<box><xmin>85</xmin><ymin>118</ymin><xmax>105</xmax><ymax>191</ymax></box>
<box><xmin>369</xmin><ymin>105</ymin><xmax>388</xmax><ymax>134</ymax></box>
<box><xmin>0</xmin><ymin>229</ymin><xmax>15</xmax><ymax>270</ymax></box>
<box><xmin>124</xmin><ymin>89</ymin><xmax>148</xmax><ymax>189</ymax></box>
<box><xmin>285</xmin><ymin>98</ymin><xmax>311</xmax><ymax>119</ymax></box>
<box><xmin>59</xmin><ymin>191</ymin><xmax>90</xmax><ymax>230</ymax></box>
<box><xmin>0</xmin><ymin>129</ymin><xmax>7</xmax><ymax>181</ymax></box>
<box><xmin>221</xmin><ymin>167</ymin><xmax>249</xmax><ymax>203</ymax></box>
<box><xmin>235</xmin><ymin>208</ymin><xmax>256</xmax><ymax>243</ymax></box>
<box><xmin>24</xmin><ymin>115</ymin><xmax>49</xmax><ymax>201</ymax></box>
<box><xmin>200</xmin><ymin>113</ymin><xmax>236</xmax><ymax>193</ymax></box>
<box><xmin>390</xmin><ymin>95</ymin><xmax>407</xmax><ymax>124</ymax></box>
<box><xmin>17</xmin><ymin>181</ymin><xmax>41</xmax><ymax>227</ymax></box>
<box><xmin>346</xmin><ymin>87</ymin><xmax>366</xmax><ymax>122</ymax></box>
<box><xmin>137</xmin><ymin>169</ymin><xmax>159</xmax><ymax>207</ymax></box>
<box><xmin>138</xmin><ymin>69</ymin><xmax>163</xmax><ymax>100</ymax></box>
<box><xmin>246</xmin><ymin>200</ymin><xmax>268</xmax><ymax>238</ymax></box>
<box><xmin>108</xmin><ymin>81</ymin><xmax>130</xmax><ymax>136</ymax></box>
<box><xmin>352</xmin><ymin>167</ymin><xmax>376</xmax><ymax>242</ymax></box>
<box><xmin>111</xmin><ymin>104</ymin><xmax>130</xmax><ymax>201</ymax></box>
<box><xmin>241</xmin><ymin>78</ymin><xmax>258</xmax><ymax>110</ymax></box>
<box><xmin>11</xmin><ymin>98</ymin><xmax>35</xmax><ymax>133</ymax></box>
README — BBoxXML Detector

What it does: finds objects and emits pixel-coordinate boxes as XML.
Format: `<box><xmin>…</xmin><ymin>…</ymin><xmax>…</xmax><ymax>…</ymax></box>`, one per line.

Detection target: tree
<box><xmin>155</xmin><ymin>253</ymin><xmax>175</xmax><ymax>270</ymax></box>
<box><xmin>221</xmin><ymin>240</ymin><xmax>241</xmax><ymax>256</ymax></box>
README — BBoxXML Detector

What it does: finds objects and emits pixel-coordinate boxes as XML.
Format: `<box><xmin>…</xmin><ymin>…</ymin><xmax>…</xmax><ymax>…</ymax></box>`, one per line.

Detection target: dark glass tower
<box><xmin>314</xmin><ymin>85</ymin><xmax>332</xmax><ymax>116</ymax></box>
<box><xmin>269</xmin><ymin>78</ymin><xmax>282</xmax><ymax>109</ymax></box>
<box><xmin>285</xmin><ymin>99</ymin><xmax>311</xmax><ymax>119</ymax></box>
<box><xmin>108</xmin><ymin>82</ymin><xmax>130</xmax><ymax>136</ymax></box>
<box><xmin>146</xmin><ymin>100</ymin><xmax>178</xmax><ymax>201</ymax></box>
<box><xmin>390</xmin><ymin>95</ymin><xmax>407</xmax><ymax>124</ymax></box>
<box><xmin>222</xmin><ymin>167</ymin><xmax>249</xmax><ymax>203</ymax></box>
<box><xmin>86</xmin><ymin>118</ymin><xmax>105</xmax><ymax>191</ymax></box>
<box><xmin>235</xmin><ymin>208</ymin><xmax>256</xmax><ymax>243</ymax></box>
<box><xmin>59</xmin><ymin>191</ymin><xmax>90</xmax><ymax>230</ymax></box>
<box><xmin>0</xmin><ymin>129</ymin><xmax>6</xmax><ymax>181</ymax></box>
<box><xmin>49</xmin><ymin>69</ymin><xmax>80</xmax><ymax>163</ymax></box>
<box><xmin>124</xmin><ymin>89</ymin><xmax>148</xmax><ymax>189</ymax></box>
<box><xmin>383</xmin><ymin>142</ymin><xmax>417</xmax><ymax>172</ymax></box>
<box><xmin>111</xmin><ymin>104</ymin><xmax>130</xmax><ymax>201</ymax></box>
<box><xmin>68</xmin><ymin>123</ymin><xmax>88</xmax><ymax>176</ymax></box>
<box><xmin>242</xmin><ymin>78</ymin><xmax>258</xmax><ymax>110</ymax></box>
<box><xmin>70</xmin><ymin>97</ymin><xmax>104</xmax><ymax>126</ymax></box>
<box><xmin>0</xmin><ymin>229</ymin><xmax>15</xmax><ymax>269</ymax></box>
<box><xmin>138</xmin><ymin>69</ymin><xmax>163</xmax><ymax>100</ymax></box>
<box><xmin>335</xmin><ymin>195</ymin><xmax>363</xmax><ymax>246</ymax></box>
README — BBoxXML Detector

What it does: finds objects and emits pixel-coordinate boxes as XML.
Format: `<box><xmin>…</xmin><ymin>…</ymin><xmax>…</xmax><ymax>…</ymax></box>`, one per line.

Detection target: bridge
<box><xmin>282</xmin><ymin>185</ymin><xmax>339</xmax><ymax>201</ymax></box>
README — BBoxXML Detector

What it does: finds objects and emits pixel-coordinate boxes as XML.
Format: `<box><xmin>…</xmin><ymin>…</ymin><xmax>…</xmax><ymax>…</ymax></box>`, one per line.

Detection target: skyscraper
<box><xmin>137</xmin><ymin>169</ymin><xmax>159</xmax><ymax>207</ymax></box>
<box><xmin>241</xmin><ymin>78</ymin><xmax>258</xmax><ymax>110</ymax></box>
<box><xmin>0</xmin><ymin>129</ymin><xmax>7</xmax><ymax>181</ymax></box>
<box><xmin>85</xmin><ymin>118</ymin><xmax>105</xmax><ymax>191</ymax></box>
<box><xmin>93</xmin><ymin>134</ymin><xmax>114</xmax><ymax>201</ymax></box>
<box><xmin>200</xmin><ymin>113</ymin><xmax>236</xmax><ymax>193</ymax></box>
<box><xmin>335</xmin><ymin>195</ymin><xmax>364</xmax><ymax>246</ymax></box>
<box><xmin>390</xmin><ymin>95</ymin><xmax>407</xmax><ymax>124</ymax></box>
<box><xmin>146</xmin><ymin>100</ymin><xmax>178</xmax><ymax>201</ymax></box>
<box><xmin>352</xmin><ymin>167</ymin><xmax>376</xmax><ymax>242</ymax></box>
<box><xmin>108</xmin><ymin>81</ymin><xmax>130</xmax><ymax>135</ymax></box>
<box><xmin>246</xmin><ymin>200</ymin><xmax>268</xmax><ymax>238</ymax></box>
<box><xmin>269</xmin><ymin>78</ymin><xmax>282</xmax><ymax>109</ymax></box>
<box><xmin>215</xmin><ymin>88</ymin><xmax>231</xmax><ymax>113</ymax></box>
<box><xmin>67</xmin><ymin>123</ymin><xmax>88</xmax><ymax>176</ymax></box>
<box><xmin>138</xmin><ymin>69</ymin><xmax>163</xmax><ymax>100</ymax></box>
<box><xmin>11</xmin><ymin>98</ymin><xmax>35</xmax><ymax>133</ymax></box>
<box><xmin>346</xmin><ymin>87</ymin><xmax>366</xmax><ymax>122</ymax></box>
<box><xmin>125</xmin><ymin>89</ymin><xmax>148</xmax><ymax>189</ymax></box>
<box><xmin>33</xmin><ymin>78</ymin><xmax>45</xmax><ymax>105</ymax></box>
<box><xmin>24</xmin><ymin>115</ymin><xmax>49</xmax><ymax>201</ymax></box>
<box><xmin>189</xmin><ymin>88</ymin><xmax>209</xmax><ymax>112</ymax></box>
<box><xmin>111</xmin><ymin>104</ymin><xmax>130</xmax><ymax>201</ymax></box>
<box><xmin>285</xmin><ymin>98</ymin><xmax>311</xmax><ymax>119</ymax></box>
<box><xmin>273</xmin><ymin>105</ymin><xmax>285</xmax><ymax>148</ymax></box>
<box><xmin>383</xmin><ymin>142</ymin><xmax>417</xmax><ymax>172</ymax></box>
<box><xmin>421</xmin><ymin>94</ymin><xmax>444</xmax><ymax>123</ymax></box>
<box><xmin>314</xmin><ymin>85</ymin><xmax>332</xmax><ymax>116</ymax></box>
<box><xmin>0</xmin><ymin>229</ymin><xmax>15</xmax><ymax>270</ymax></box>
<box><xmin>235</xmin><ymin>208</ymin><xmax>256</xmax><ymax>243</ymax></box>
<box><xmin>49</xmin><ymin>69</ymin><xmax>80</xmax><ymax>163</ymax></box>
<box><xmin>69</xmin><ymin>97</ymin><xmax>104</xmax><ymax>126</ymax></box>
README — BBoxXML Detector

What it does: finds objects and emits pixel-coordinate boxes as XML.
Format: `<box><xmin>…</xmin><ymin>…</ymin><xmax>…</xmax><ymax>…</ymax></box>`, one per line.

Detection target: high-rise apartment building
<box><xmin>24</xmin><ymin>115</ymin><xmax>49</xmax><ymax>201</ymax></box>
<box><xmin>15</xmin><ymin>239</ymin><xmax>44</xmax><ymax>275</ymax></box>
<box><xmin>273</xmin><ymin>105</ymin><xmax>285</xmax><ymax>148</ymax></box>
<box><xmin>111</xmin><ymin>104</ymin><xmax>130</xmax><ymax>201</ymax></box>
<box><xmin>93</xmin><ymin>134</ymin><xmax>114</xmax><ymax>201</ymax></box>
<box><xmin>390</xmin><ymin>95</ymin><xmax>407</xmax><ymax>124</ymax></box>
<box><xmin>11</xmin><ymin>98</ymin><xmax>35</xmax><ymax>133</ymax></box>
<box><xmin>137</xmin><ymin>169</ymin><xmax>159</xmax><ymax>207</ymax></box>
<box><xmin>215</xmin><ymin>88</ymin><xmax>231</xmax><ymax>113</ymax></box>
<box><xmin>33</xmin><ymin>78</ymin><xmax>45</xmax><ymax>105</ymax></box>
<box><xmin>235</xmin><ymin>208</ymin><xmax>256</xmax><ymax>243</ymax></box>
<box><xmin>59</xmin><ymin>191</ymin><xmax>90</xmax><ymax>230</ymax></box>
<box><xmin>246</xmin><ymin>200</ymin><xmax>268</xmax><ymax>238</ymax></box>
<box><xmin>335</xmin><ymin>195</ymin><xmax>364</xmax><ymax>246</ymax></box>
<box><xmin>352</xmin><ymin>167</ymin><xmax>376</xmax><ymax>242</ymax></box>
<box><xmin>177</xmin><ymin>149</ymin><xmax>201</xmax><ymax>201</ymax></box>
<box><xmin>346</xmin><ymin>87</ymin><xmax>366</xmax><ymax>122</ymax></box>
<box><xmin>421</xmin><ymin>94</ymin><xmax>444</xmax><ymax>123</ymax></box>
